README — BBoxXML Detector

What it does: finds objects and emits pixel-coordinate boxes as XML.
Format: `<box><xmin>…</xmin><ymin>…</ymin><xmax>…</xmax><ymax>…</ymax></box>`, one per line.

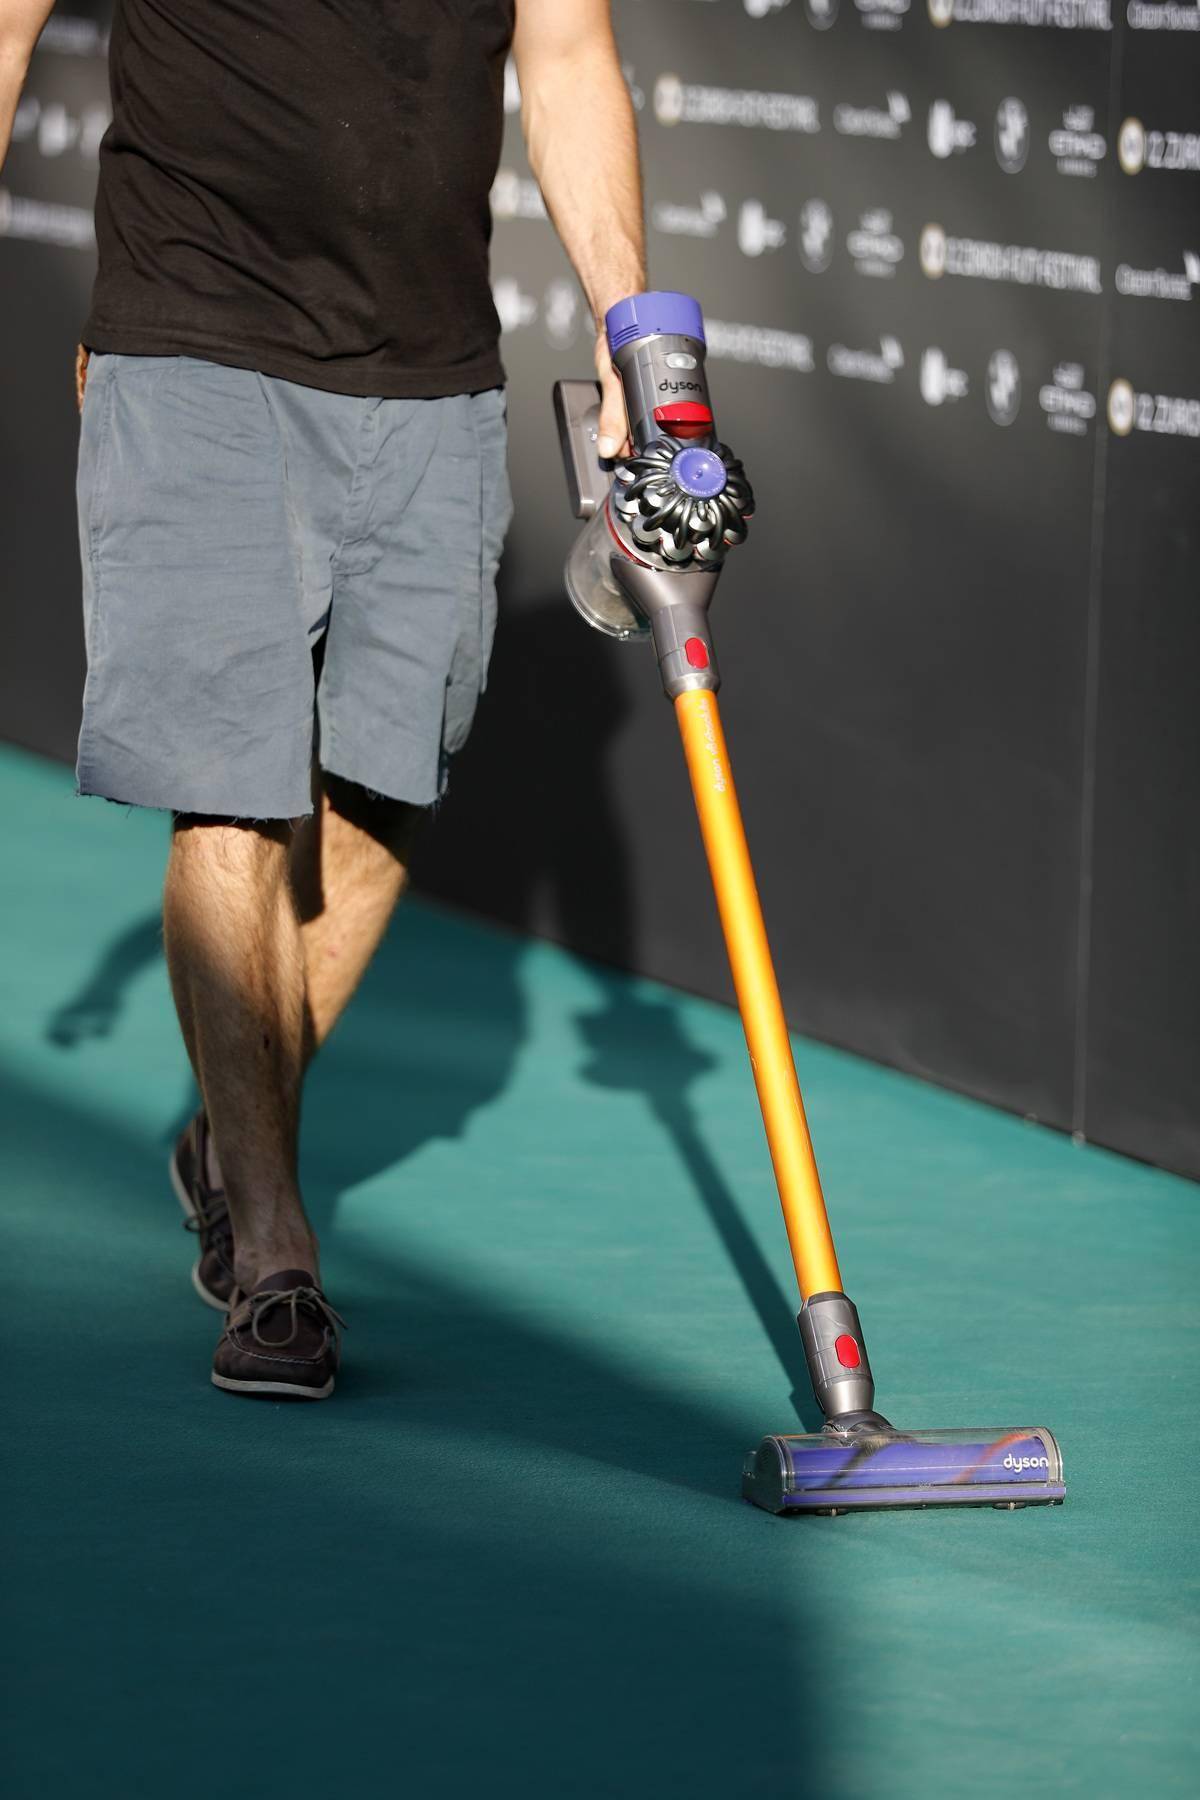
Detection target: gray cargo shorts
<box><xmin>75</xmin><ymin>352</ymin><xmax>513</xmax><ymax>817</ymax></box>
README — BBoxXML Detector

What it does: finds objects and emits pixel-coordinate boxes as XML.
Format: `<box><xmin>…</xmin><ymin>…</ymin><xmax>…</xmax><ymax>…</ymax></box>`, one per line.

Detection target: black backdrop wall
<box><xmin>2</xmin><ymin>2</ymin><xmax>1198</xmax><ymax>1177</ymax></box>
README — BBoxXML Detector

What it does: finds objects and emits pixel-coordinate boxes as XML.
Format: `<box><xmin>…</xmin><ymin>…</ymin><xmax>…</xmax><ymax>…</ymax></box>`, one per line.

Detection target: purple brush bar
<box><xmin>743</xmin><ymin>1428</ymin><xmax>1065</xmax><ymax>1514</ymax></box>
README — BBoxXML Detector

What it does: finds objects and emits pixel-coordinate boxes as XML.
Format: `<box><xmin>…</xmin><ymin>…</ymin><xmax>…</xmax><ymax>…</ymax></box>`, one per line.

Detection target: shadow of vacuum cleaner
<box><xmin>555</xmin><ymin>290</ymin><xmax>1065</xmax><ymax>1517</ymax></box>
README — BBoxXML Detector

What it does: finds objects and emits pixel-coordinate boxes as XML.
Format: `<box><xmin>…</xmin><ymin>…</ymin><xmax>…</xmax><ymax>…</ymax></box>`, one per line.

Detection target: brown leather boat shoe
<box><xmin>212</xmin><ymin>1270</ymin><xmax>344</xmax><ymax>1400</ymax></box>
<box><xmin>169</xmin><ymin>1111</ymin><xmax>236</xmax><ymax>1312</ymax></box>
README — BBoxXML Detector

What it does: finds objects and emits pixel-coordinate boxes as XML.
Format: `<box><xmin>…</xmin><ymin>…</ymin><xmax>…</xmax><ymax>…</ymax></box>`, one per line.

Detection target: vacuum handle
<box><xmin>673</xmin><ymin>687</ymin><xmax>842</xmax><ymax>1303</ymax></box>
<box><xmin>553</xmin><ymin>379</ymin><xmax>609</xmax><ymax>519</ymax></box>
<box><xmin>605</xmin><ymin>291</ymin><xmax>716</xmax><ymax>453</ymax></box>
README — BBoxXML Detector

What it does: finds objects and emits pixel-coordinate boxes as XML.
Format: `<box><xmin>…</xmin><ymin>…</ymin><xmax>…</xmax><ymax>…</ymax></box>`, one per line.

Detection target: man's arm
<box><xmin>512</xmin><ymin>0</ymin><xmax>646</xmax><ymax>456</ymax></box>
<box><xmin>0</xmin><ymin>0</ymin><xmax>55</xmax><ymax>169</ymax></box>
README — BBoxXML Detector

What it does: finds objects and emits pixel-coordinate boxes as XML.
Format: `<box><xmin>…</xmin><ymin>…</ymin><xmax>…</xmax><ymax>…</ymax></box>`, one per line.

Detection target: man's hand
<box><xmin>0</xmin><ymin>0</ymin><xmax>57</xmax><ymax>172</ymax></box>
<box><xmin>514</xmin><ymin>0</ymin><xmax>645</xmax><ymax>458</ymax></box>
<box><xmin>595</xmin><ymin>329</ymin><xmax>631</xmax><ymax>460</ymax></box>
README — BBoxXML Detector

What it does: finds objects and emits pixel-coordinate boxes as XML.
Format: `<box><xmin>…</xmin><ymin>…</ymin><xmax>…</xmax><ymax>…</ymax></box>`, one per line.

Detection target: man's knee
<box><xmin>321</xmin><ymin>773</ymin><xmax>422</xmax><ymax>859</ymax></box>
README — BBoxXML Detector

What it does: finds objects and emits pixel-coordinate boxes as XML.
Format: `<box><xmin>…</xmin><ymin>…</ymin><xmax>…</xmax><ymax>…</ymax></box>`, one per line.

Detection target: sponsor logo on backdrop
<box><xmin>1051</xmin><ymin>107</ymin><xmax>1106</xmax><ymax>176</ymax></box>
<box><xmin>799</xmin><ymin>199</ymin><xmax>835</xmax><ymax>271</ymax></box>
<box><xmin>1118</xmin><ymin>118</ymin><xmax>1200</xmax><ymax>173</ymax></box>
<box><xmin>32</xmin><ymin>14</ymin><xmax>109</xmax><ymax>54</ymax></box>
<box><xmin>848</xmin><ymin>208</ymin><xmax>904</xmax><ymax>277</ymax></box>
<box><xmin>738</xmin><ymin>199</ymin><xmax>786</xmax><ymax>256</ymax></box>
<box><xmin>652</xmin><ymin>191</ymin><xmax>727</xmax><ymax>239</ymax></box>
<box><xmin>10</xmin><ymin>95</ymin><xmax>108</xmax><ymax>159</ymax></box>
<box><xmin>1127</xmin><ymin>0</ymin><xmax>1200</xmax><ymax>26</ymax></box>
<box><xmin>920</xmin><ymin>348</ymin><xmax>968</xmax><ymax>404</ymax></box>
<box><xmin>1117</xmin><ymin>116</ymin><xmax>1145</xmax><ymax>171</ymax></box>
<box><xmin>926</xmin><ymin>0</ymin><xmax>1111</xmax><ymax>21</ymax></box>
<box><xmin>492</xmin><ymin>276</ymin><xmax>537</xmax><ymax>334</ymax></box>
<box><xmin>1038</xmin><ymin>363</ymin><xmax>1096</xmax><ymax>433</ymax></box>
<box><xmin>706</xmin><ymin>320</ymin><xmax>815</xmax><ymax>371</ymax></box>
<box><xmin>827</xmin><ymin>335</ymin><xmax>904</xmax><ymax>382</ymax></box>
<box><xmin>995</xmin><ymin>98</ymin><xmax>1030</xmax><ymax>172</ymax></box>
<box><xmin>0</xmin><ymin>188</ymin><xmax>94</xmax><ymax>248</ymax></box>
<box><xmin>1115</xmin><ymin>251</ymin><xmax>1199</xmax><ymax>299</ymax></box>
<box><xmin>834</xmin><ymin>92</ymin><xmax>911</xmax><ymax>139</ymax></box>
<box><xmin>920</xmin><ymin>223</ymin><xmax>947</xmax><ymax>277</ymax></box>
<box><xmin>986</xmin><ymin>350</ymin><xmax>1022</xmax><ymax>424</ymax></box>
<box><xmin>490</xmin><ymin>169</ymin><xmax>546</xmax><ymax>221</ymax></box>
<box><xmin>1108</xmin><ymin>379</ymin><xmax>1200</xmax><ymax>434</ymax></box>
<box><xmin>745</xmin><ymin>0</ymin><xmax>792</xmax><ymax>14</ymax></box>
<box><xmin>919</xmin><ymin>223</ymin><xmax>1102</xmax><ymax>292</ymax></box>
<box><xmin>856</xmin><ymin>0</ymin><xmax>910</xmax><ymax>30</ymax></box>
<box><xmin>543</xmin><ymin>279</ymin><xmax>582</xmax><ymax>350</ymax></box>
<box><xmin>928</xmin><ymin>100</ymin><xmax>976</xmax><ymax>157</ymax></box>
<box><xmin>805</xmin><ymin>0</ymin><xmax>839</xmax><ymax>22</ymax></box>
<box><xmin>654</xmin><ymin>74</ymin><xmax>820</xmax><ymax>133</ymax></box>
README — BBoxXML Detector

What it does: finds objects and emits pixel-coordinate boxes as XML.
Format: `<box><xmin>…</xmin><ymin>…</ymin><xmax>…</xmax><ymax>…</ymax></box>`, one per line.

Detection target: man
<box><xmin>0</xmin><ymin>0</ymin><xmax>643</xmax><ymax>1398</ymax></box>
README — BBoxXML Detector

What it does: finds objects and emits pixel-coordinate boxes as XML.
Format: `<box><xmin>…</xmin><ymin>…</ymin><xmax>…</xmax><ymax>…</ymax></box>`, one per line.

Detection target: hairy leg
<box><xmin>164</xmin><ymin>819</ymin><xmax>318</xmax><ymax>1290</ymax></box>
<box><xmin>289</xmin><ymin>773</ymin><xmax>420</xmax><ymax>1058</ymax></box>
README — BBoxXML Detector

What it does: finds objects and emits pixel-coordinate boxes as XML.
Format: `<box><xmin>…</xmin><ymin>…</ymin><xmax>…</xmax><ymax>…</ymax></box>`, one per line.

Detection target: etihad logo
<box><xmin>1039</xmin><ymin>362</ymin><xmax>1096</xmax><ymax>434</ymax></box>
<box><xmin>919</xmin><ymin>223</ymin><xmax>1102</xmax><ymax>293</ymax></box>
<box><xmin>1052</xmin><ymin>106</ymin><xmax>1106</xmax><ymax>176</ymax></box>
<box><xmin>739</xmin><ymin>198</ymin><xmax>787</xmax><ymax>256</ymax></box>
<box><xmin>927</xmin><ymin>0</ymin><xmax>1110</xmax><ymax>20</ymax></box>
<box><xmin>995</xmin><ymin>98</ymin><xmax>1030</xmax><ymax>172</ymax></box>
<box><xmin>920</xmin><ymin>347</ymin><xmax>968</xmax><ymax>404</ymax></box>
<box><xmin>490</xmin><ymin>170</ymin><xmax>546</xmax><ymax>222</ymax></box>
<box><xmin>928</xmin><ymin>100</ymin><xmax>977</xmax><ymax>157</ymax></box>
<box><xmin>652</xmin><ymin>191</ymin><xmax>727</xmax><ymax>239</ymax></box>
<box><xmin>848</xmin><ymin>208</ymin><xmax>903</xmax><ymax>278</ymax></box>
<box><xmin>834</xmin><ymin>92</ymin><xmax>911</xmax><ymax>139</ymax></box>
<box><xmin>0</xmin><ymin>187</ymin><xmax>95</xmax><ymax>249</ymax></box>
<box><xmin>986</xmin><ymin>350</ymin><xmax>1021</xmax><ymax>425</ymax></box>
<box><xmin>706</xmin><ymin>319</ymin><xmax>815</xmax><ymax>372</ymax></box>
<box><xmin>1003</xmin><ymin>1453</ymin><xmax>1050</xmax><ymax>1472</ymax></box>
<box><xmin>1115</xmin><ymin>251</ymin><xmax>1199</xmax><ymax>300</ymax></box>
<box><xmin>827</xmin><ymin>335</ymin><xmax>904</xmax><ymax>382</ymax></box>
<box><xmin>654</xmin><ymin>74</ymin><xmax>820</xmax><ymax>133</ymax></box>
<box><xmin>1108</xmin><ymin>378</ymin><xmax>1200</xmax><ymax>436</ymax></box>
<box><xmin>1118</xmin><ymin>117</ymin><xmax>1200</xmax><ymax>173</ymax></box>
<box><xmin>799</xmin><ymin>199</ymin><xmax>834</xmax><ymax>272</ymax></box>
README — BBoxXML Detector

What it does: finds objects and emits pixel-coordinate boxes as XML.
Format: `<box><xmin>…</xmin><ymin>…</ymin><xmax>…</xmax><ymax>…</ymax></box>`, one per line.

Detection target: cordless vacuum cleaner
<box><xmin>555</xmin><ymin>290</ymin><xmax>1065</xmax><ymax>1516</ymax></box>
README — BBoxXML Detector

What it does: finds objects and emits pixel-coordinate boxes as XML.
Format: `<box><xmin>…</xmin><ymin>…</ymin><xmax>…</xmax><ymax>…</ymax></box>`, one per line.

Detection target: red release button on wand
<box><xmin>684</xmin><ymin>638</ymin><xmax>710</xmax><ymax>669</ymax></box>
<box><xmin>834</xmin><ymin>1335</ymin><xmax>861</xmax><ymax>1369</ymax></box>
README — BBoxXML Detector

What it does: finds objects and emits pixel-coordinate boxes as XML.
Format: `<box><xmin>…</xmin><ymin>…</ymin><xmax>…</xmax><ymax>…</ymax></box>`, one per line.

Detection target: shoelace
<box><xmin>247</xmin><ymin>1285</ymin><xmax>347</xmax><ymax>1348</ymax></box>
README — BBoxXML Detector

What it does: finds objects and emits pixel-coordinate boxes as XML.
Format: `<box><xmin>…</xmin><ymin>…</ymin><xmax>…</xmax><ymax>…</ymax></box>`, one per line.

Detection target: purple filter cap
<box><xmin>606</xmin><ymin>291</ymin><xmax>706</xmax><ymax>354</ymax></box>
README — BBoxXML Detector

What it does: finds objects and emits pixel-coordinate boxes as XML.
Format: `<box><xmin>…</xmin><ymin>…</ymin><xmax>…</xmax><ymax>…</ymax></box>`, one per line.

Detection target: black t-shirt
<box><xmin>83</xmin><ymin>0</ymin><xmax>515</xmax><ymax>397</ymax></box>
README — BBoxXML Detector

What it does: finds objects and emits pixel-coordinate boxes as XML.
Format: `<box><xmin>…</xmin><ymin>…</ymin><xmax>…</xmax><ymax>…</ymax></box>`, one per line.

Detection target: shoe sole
<box><xmin>169</xmin><ymin>1147</ymin><xmax>235</xmax><ymax>1313</ymax></box>
<box><xmin>211</xmin><ymin>1372</ymin><xmax>336</xmax><ymax>1400</ymax></box>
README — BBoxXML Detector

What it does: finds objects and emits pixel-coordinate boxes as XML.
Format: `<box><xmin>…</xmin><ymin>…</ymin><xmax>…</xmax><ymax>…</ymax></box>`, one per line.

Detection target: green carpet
<box><xmin>2</xmin><ymin>742</ymin><xmax>1195</xmax><ymax>1797</ymax></box>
